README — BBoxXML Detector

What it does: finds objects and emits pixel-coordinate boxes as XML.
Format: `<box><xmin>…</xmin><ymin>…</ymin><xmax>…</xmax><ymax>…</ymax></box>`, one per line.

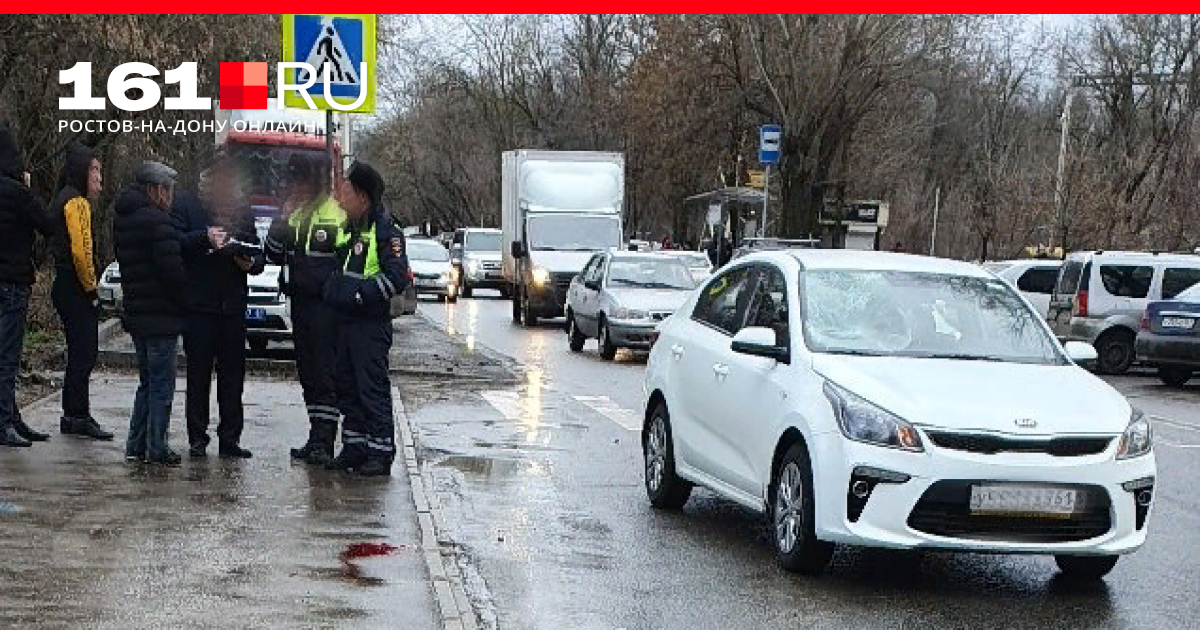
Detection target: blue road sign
<box><xmin>759</xmin><ymin>124</ymin><xmax>782</xmax><ymax>166</ymax></box>
<box><xmin>281</xmin><ymin>14</ymin><xmax>377</xmax><ymax>112</ymax></box>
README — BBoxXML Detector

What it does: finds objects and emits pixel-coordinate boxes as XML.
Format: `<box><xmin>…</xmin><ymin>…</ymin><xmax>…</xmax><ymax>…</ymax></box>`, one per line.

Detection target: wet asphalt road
<box><xmin>410</xmin><ymin>291</ymin><xmax>1200</xmax><ymax>630</ymax></box>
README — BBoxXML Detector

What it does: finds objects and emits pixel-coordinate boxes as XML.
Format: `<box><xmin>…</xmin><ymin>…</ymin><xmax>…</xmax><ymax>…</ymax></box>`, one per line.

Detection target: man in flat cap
<box><xmin>323</xmin><ymin>161</ymin><xmax>409</xmax><ymax>476</ymax></box>
<box><xmin>113</xmin><ymin>160</ymin><xmax>187</xmax><ymax>466</ymax></box>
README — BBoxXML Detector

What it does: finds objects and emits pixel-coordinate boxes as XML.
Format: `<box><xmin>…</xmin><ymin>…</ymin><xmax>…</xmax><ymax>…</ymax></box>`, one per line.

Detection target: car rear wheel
<box><xmin>567</xmin><ymin>311</ymin><xmax>586</xmax><ymax>352</ymax></box>
<box><xmin>772</xmin><ymin>443</ymin><xmax>834</xmax><ymax>575</ymax></box>
<box><xmin>521</xmin><ymin>288</ymin><xmax>539</xmax><ymax>326</ymax></box>
<box><xmin>1095</xmin><ymin>329</ymin><xmax>1135</xmax><ymax>375</ymax></box>
<box><xmin>643</xmin><ymin>402</ymin><xmax>692</xmax><ymax>509</ymax></box>
<box><xmin>511</xmin><ymin>286</ymin><xmax>522</xmax><ymax>324</ymax></box>
<box><xmin>1055</xmin><ymin>554</ymin><xmax>1119</xmax><ymax>580</ymax></box>
<box><xmin>460</xmin><ymin>276</ymin><xmax>473</xmax><ymax>298</ymax></box>
<box><xmin>598</xmin><ymin>317</ymin><xmax>617</xmax><ymax>360</ymax></box>
<box><xmin>1158</xmin><ymin>365</ymin><xmax>1192</xmax><ymax>387</ymax></box>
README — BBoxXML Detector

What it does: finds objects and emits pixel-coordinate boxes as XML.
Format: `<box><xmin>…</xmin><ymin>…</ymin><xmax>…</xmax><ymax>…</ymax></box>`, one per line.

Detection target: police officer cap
<box><xmin>135</xmin><ymin>160</ymin><xmax>177</xmax><ymax>187</ymax></box>
<box><xmin>347</xmin><ymin>161</ymin><xmax>385</xmax><ymax>205</ymax></box>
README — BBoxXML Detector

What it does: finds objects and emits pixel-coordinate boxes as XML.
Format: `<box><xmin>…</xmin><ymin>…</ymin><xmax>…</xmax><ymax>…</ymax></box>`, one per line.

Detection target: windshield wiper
<box><xmin>821</xmin><ymin>349</ymin><xmax>887</xmax><ymax>357</ymax></box>
<box><xmin>913</xmin><ymin>353</ymin><xmax>1007</xmax><ymax>362</ymax></box>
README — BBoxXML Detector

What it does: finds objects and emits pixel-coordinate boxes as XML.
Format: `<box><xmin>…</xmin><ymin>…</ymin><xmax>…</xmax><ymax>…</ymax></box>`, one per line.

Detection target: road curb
<box><xmin>395</xmin><ymin>390</ymin><xmax>479</xmax><ymax>630</ymax></box>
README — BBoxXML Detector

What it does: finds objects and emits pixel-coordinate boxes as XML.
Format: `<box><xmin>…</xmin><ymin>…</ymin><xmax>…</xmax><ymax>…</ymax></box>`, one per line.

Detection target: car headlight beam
<box><xmin>531</xmin><ymin>266</ymin><xmax>550</xmax><ymax>285</ymax></box>
<box><xmin>823</xmin><ymin>381</ymin><xmax>923</xmax><ymax>452</ymax></box>
<box><xmin>1116</xmin><ymin>408</ymin><xmax>1152</xmax><ymax>460</ymax></box>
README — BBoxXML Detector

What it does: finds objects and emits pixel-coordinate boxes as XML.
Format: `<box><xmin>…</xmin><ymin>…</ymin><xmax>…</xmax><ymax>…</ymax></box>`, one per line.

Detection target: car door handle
<box><xmin>671</xmin><ymin>344</ymin><xmax>685</xmax><ymax>359</ymax></box>
<box><xmin>712</xmin><ymin>364</ymin><xmax>730</xmax><ymax>377</ymax></box>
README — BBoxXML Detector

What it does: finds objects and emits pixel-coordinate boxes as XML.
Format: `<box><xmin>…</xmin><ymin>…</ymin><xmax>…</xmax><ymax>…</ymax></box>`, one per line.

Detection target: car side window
<box><xmin>1099</xmin><ymin>265</ymin><xmax>1153</xmax><ymax>298</ymax></box>
<box><xmin>452</xmin><ymin>231</ymin><xmax>464</xmax><ymax>246</ymax></box>
<box><xmin>586</xmin><ymin>256</ymin><xmax>606</xmax><ymax>284</ymax></box>
<box><xmin>1162</xmin><ymin>267</ymin><xmax>1200</xmax><ymax>300</ymax></box>
<box><xmin>579</xmin><ymin>256</ymin><xmax>600</xmax><ymax>283</ymax></box>
<box><xmin>745</xmin><ymin>266</ymin><xmax>790</xmax><ymax>345</ymax></box>
<box><xmin>1017</xmin><ymin>267</ymin><xmax>1059</xmax><ymax>294</ymax></box>
<box><xmin>692</xmin><ymin>266</ymin><xmax>756</xmax><ymax>335</ymax></box>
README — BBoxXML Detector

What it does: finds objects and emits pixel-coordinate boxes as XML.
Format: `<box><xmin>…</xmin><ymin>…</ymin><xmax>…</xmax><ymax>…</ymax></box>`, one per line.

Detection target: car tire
<box><xmin>499</xmin><ymin>286</ymin><xmax>511</xmax><ymax>300</ymax></box>
<box><xmin>521</xmin><ymin>288</ymin><xmax>539</xmax><ymax>327</ymax></box>
<box><xmin>771</xmin><ymin>443</ymin><xmax>834</xmax><ymax>575</ymax></box>
<box><xmin>1055</xmin><ymin>554</ymin><xmax>1119</xmax><ymax>580</ymax></box>
<box><xmin>460</xmin><ymin>278</ymin><xmax>473</xmax><ymax>298</ymax></box>
<box><xmin>643</xmin><ymin>402</ymin><xmax>692</xmax><ymax>509</ymax></box>
<box><xmin>567</xmin><ymin>311</ymin><xmax>586</xmax><ymax>352</ymax></box>
<box><xmin>447</xmin><ymin>295</ymin><xmax>458</xmax><ymax>304</ymax></box>
<box><xmin>598</xmin><ymin>317</ymin><xmax>617</xmax><ymax>360</ymax></box>
<box><xmin>248</xmin><ymin>338</ymin><xmax>268</xmax><ymax>354</ymax></box>
<box><xmin>1158</xmin><ymin>365</ymin><xmax>1191</xmax><ymax>387</ymax></box>
<box><xmin>1095</xmin><ymin>329</ymin><xmax>1136</xmax><ymax>375</ymax></box>
<box><xmin>511</xmin><ymin>286</ymin><xmax>522</xmax><ymax>324</ymax></box>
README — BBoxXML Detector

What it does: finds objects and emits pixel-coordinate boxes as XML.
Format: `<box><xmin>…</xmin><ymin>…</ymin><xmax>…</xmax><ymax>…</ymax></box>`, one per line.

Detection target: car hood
<box><xmin>606</xmin><ymin>287</ymin><xmax>692</xmax><ymax>312</ymax></box>
<box><xmin>810</xmin><ymin>354</ymin><xmax>1132</xmax><ymax>436</ymax></box>
<box><xmin>464</xmin><ymin>251</ymin><xmax>501</xmax><ymax>263</ymax></box>
<box><xmin>248</xmin><ymin>265</ymin><xmax>281</xmax><ymax>289</ymax></box>
<box><xmin>410</xmin><ymin>259</ymin><xmax>451</xmax><ymax>276</ymax></box>
<box><xmin>529</xmin><ymin>250</ymin><xmax>596</xmax><ymax>274</ymax></box>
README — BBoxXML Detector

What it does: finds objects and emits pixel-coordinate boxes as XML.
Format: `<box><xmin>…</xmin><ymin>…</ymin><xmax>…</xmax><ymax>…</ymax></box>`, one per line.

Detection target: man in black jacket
<box><xmin>175</xmin><ymin>153</ymin><xmax>264</xmax><ymax>459</ymax></box>
<box><xmin>0</xmin><ymin>126</ymin><xmax>54</xmax><ymax>448</ymax></box>
<box><xmin>114</xmin><ymin>160</ymin><xmax>187</xmax><ymax>466</ymax></box>
<box><xmin>324</xmin><ymin>162</ymin><xmax>409</xmax><ymax>476</ymax></box>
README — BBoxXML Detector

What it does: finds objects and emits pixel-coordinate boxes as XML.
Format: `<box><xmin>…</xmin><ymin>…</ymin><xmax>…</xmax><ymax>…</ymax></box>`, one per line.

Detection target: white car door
<box><xmin>673</xmin><ymin>264</ymin><xmax>757</xmax><ymax>488</ymax></box>
<box><xmin>711</xmin><ymin>265</ymin><xmax>791</xmax><ymax>497</ymax></box>
<box><xmin>570</xmin><ymin>255</ymin><xmax>603</xmax><ymax>336</ymax></box>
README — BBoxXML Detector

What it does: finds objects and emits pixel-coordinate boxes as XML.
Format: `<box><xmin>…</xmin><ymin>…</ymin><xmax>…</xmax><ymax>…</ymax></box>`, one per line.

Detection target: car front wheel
<box><xmin>1158</xmin><ymin>365</ymin><xmax>1192</xmax><ymax>387</ymax></box>
<box><xmin>598</xmin><ymin>317</ymin><xmax>617</xmax><ymax>360</ymax></box>
<box><xmin>643</xmin><ymin>402</ymin><xmax>692</xmax><ymax>509</ymax></box>
<box><xmin>1055</xmin><ymin>554</ymin><xmax>1119</xmax><ymax>580</ymax></box>
<box><xmin>772</xmin><ymin>443</ymin><xmax>834</xmax><ymax>575</ymax></box>
<box><xmin>567</xmin><ymin>311</ymin><xmax>586</xmax><ymax>352</ymax></box>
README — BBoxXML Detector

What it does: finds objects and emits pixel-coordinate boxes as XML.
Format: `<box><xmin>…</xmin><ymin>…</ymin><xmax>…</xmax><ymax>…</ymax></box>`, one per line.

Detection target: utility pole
<box><xmin>760</xmin><ymin>165</ymin><xmax>770</xmax><ymax>238</ymax></box>
<box><xmin>930</xmin><ymin>186</ymin><xmax>940</xmax><ymax>256</ymax></box>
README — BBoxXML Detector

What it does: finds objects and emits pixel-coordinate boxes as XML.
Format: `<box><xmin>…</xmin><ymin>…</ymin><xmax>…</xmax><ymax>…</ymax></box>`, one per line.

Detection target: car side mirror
<box><xmin>584</xmin><ymin>279</ymin><xmax>601</xmax><ymax>291</ymax></box>
<box><xmin>731</xmin><ymin>326</ymin><xmax>789</xmax><ymax>363</ymax></box>
<box><xmin>1064</xmin><ymin>341</ymin><xmax>1098</xmax><ymax>367</ymax></box>
<box><xmin>511</xmin><ymin>242</ymin><xmax>526</xmax><ymax>258</ymax></box>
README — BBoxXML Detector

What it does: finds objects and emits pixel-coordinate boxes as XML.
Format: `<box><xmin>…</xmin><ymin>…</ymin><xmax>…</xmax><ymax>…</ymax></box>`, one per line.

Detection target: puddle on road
<box><xmin>436</xmin><ymin>455</ymin><xmax>542</xmax><ymax>479</ymax></box>
<box><xmin>0</xmin><ymin>500</ymin><xmax>22</xmax><ymax>514</ymax></box>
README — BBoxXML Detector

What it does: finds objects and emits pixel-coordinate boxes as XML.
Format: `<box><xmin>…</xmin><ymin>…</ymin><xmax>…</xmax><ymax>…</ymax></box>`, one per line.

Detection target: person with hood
<box><xmin>0</xmin><ymin>126</ymin><xmax>54</xmax><ymax>448</ymax></box>
<box><xmin>264</xmin><ymin>152</ymin><xmax>346</xmax><ymax>466</ymax></box>
<box><xmin>324</xmin><ymin>162</ymin><xmax>409</xmax><ymax>476</ymax></box>
<box><xmin>113</xmin><ymin>160</ymin><xmax>187</xmax><ymax>466</ymax></box>
<box><xmin>174</xmin><ymin>151</ymin><xmax>263</xmax><ymax>459</ymax></box>
<box><xmin>50</xmin><ymin>142</ymin><xmax>112</xmax><ymax>441</ymax></box>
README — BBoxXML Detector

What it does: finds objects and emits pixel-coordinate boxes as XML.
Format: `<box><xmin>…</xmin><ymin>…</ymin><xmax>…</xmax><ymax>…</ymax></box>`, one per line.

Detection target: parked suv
<box><xmin>1049</xmin><ymin>251</ymin><xmax>1200</xmax><ymax>374</ymax></box>
<box><xmin>982</xmin><ymin>260</ymin><xmax>1062</xmax><ymax>319</ymax></box>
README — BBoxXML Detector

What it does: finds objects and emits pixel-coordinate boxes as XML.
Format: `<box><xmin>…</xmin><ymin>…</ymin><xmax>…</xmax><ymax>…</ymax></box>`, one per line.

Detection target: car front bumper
<box><xmin>1136</xmin><ymin>332</ymin><xmax>1200</xmax><ymax>367</ymax></box>
<box><xmin>464</xmin><ymin>266</ymin><xmax>507</xmax><ymax>289</ymax></box>
<box><xmin>246</xmin><ymin>302</ymin><xmax>292</xmax><ymax>340</ymax></box>
<box><xmin>607</xmin><ymin>321</ymin><xmax>658</xmax><ymax>349</ymax></box>
<box><xmin>810</xmin><ymin>430</ymin><xmax>1156</xmax><ymax>555</ymax></box>
<box><xmin>414</xmin><ymin>278</ymin><xmax>457</xmax><ymax>297</ymax></box>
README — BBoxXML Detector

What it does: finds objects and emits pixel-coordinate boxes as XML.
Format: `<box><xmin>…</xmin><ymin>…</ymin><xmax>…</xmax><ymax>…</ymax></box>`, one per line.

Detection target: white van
<box><xmin>982</xmin><ymin>259</ymin><xmax>1062</xmax><ymax>318</ymax></box>
<box><xmin>1048</xmin><ymin>251</ymin><xmax>1200</xmax><ymax>374</ymax></box>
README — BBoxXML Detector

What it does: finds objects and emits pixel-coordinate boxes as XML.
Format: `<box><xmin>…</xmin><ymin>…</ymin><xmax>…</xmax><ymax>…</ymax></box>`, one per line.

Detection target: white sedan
<box><xmin>642</xmin><ymin>250</ymin><xmax>1155</xmax><ymax>579</ymax></box>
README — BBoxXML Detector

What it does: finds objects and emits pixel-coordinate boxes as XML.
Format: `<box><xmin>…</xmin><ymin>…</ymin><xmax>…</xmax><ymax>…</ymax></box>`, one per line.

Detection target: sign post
<box><xmin>758</xmin><ymin>124</ymin><xmax>782</xmax><ymax>237</ymax></box>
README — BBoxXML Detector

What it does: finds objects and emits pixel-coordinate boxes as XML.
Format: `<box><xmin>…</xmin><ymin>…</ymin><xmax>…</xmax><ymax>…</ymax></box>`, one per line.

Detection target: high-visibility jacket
<box><xmin>264</xmin><ymin>195</ymin><xmax>346</xmax><ymax>299</ymax></box>
<box><xmin>323</xmin><ymin>204</ymin><xmax>410</xmax><ymax>320</ymax></box>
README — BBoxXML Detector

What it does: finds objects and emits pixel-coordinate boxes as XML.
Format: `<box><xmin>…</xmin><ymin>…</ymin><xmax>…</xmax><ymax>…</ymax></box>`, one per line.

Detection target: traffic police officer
<box><xmin>264</xmin><ymin>153</ymin><xmax>345</xmax><ymax>466</ymax></box>
<box><xmin>324</xmin><ymin>162</ymin><xmax>408</xmax><ymax>476</ymax></box>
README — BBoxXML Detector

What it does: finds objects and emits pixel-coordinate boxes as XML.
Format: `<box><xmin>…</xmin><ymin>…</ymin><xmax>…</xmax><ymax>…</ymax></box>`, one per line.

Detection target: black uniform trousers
<box><xmin>51</xmin><ymin>276</ymin><xmax>98</xmax><ymax>420</ymax></box>
<box><xmin>292</xmin><ymin>294</ymin><xmax>340</xmax><ymax>430</ymax></box>
<box><xmin>184</xmin><ymin>312</ymin><xmax>247</xmax><ymax>448</ymax></box>
<box><xmin>335</xmin><ymin>316</ymin><xmax>395</xmax><ymax>462</ymax></box>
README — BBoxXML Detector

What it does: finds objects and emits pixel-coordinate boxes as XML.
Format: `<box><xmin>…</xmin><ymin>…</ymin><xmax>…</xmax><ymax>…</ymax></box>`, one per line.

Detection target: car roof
<box><xmin>1068</xmin><ymin>250</ymin><xmax>1200</xmax><ymax>265</ymax></box>
<box><xmin>460</xmin><ymin>227</ymin><xmax>500</xmax><ymax>233</ymax></box>
<box><xmin>774</xmin><ymin>249</ymin><xmax>993</xmax><ymax>278</ymax></box>
<box><xmin>606</xmin><ymin>249</ymin><xmax>687</xmax><ymax>261</ymax></box>
<box><xmin>986</xmin><ymin>259</ymin><xmax>1061</xmax><ymax>267</ymax></box>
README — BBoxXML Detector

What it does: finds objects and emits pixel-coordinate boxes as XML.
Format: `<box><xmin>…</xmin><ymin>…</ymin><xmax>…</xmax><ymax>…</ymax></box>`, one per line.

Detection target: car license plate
<box><xmin>970</xmin><ymin>484</ymin><xmax>1078</xmax><ymax>518</ymax></box>
<box><xmin>1161</xmin><ymin>317</ymin><xmax>1194</xmax><ymax>329</ymax></box>
<box><xmin>245</xmin><ymin>308</ymin><xmax>266</xmax><ymax>322</ymax></box>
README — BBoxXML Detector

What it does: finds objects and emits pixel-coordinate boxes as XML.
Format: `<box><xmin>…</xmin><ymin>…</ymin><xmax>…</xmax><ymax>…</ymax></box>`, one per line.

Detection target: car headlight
<box><xmin>531</xmin><ymin>266</ymin><xmax>550</xmax><ymax>285</ymax></box>
<box><xmin>439</xmin><ymin>271</ymin><xmax>452</xmax><ymax>284</ymax></box>
<box><xmin>823</xmin><ymin>382</ymin><xmax>923</xmax><ymax>452</ymax></box>
<box><xmin>613</xmin><ymin>307</ymin><xmax>648</xmax><ymax>321</ymax></box>
<box><xmin>1116</xmin><ymin>408</ymin><xmax>1152</xmax><ymax>459</ymax></box>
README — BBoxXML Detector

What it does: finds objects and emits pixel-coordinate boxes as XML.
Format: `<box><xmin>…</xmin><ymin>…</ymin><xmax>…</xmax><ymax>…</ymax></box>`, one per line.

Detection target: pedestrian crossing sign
<box><xmin>280</xmin><ymin>14</ymin><xmax>376</xmax><ymax>113</ymax></box>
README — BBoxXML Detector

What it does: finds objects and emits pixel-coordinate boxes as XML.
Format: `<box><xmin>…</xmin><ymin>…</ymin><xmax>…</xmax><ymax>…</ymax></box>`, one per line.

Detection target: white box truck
<box><xmin>502</xmin><ymin>150</ymin><xmax>624</xmax><ymax>326</ymax></box>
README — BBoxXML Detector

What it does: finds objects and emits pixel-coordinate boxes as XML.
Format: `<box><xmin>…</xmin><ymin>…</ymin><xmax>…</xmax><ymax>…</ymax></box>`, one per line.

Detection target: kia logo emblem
<box><xmin>1014</xmin><ymin>418</ymin><xmax>1038</xmax><ymax>429</ymax></box>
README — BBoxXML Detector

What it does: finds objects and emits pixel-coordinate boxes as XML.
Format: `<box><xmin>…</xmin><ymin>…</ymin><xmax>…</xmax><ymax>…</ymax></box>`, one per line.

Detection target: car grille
<box><xmin>907</xmin><ymin>481</ymin><xmax>1111</xmax><ymax>543</ymax></box>
<box><xmin>926</xmin><ymin>431</ymin><xmax>1113</xmax><ymax>457</ymax></box>
<box><xmin>481</xmin><ymin>261</ymin><xmax>501</xmax><ymax>271</ymax></box>
<box><xmin>246</xmin><ymin>293</ymin><xmax>279</xmax><ymax>305</ymax></box>
<box><xmin>650</xmin><ymin>311</ymin><xmax>672</xmax><ymax>322</ymax></box>
<box><xmin>415</xmin><ymin>272</ymin><xmax>441</xmax><ymax>280</ymax></box>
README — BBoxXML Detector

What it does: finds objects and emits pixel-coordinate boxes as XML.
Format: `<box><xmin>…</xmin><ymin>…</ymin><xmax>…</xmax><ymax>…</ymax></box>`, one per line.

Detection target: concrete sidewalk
<box><xmin>0</xmin><ymin>374</ymin><xmax>438</xmax><ymax>629</ymax></box>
